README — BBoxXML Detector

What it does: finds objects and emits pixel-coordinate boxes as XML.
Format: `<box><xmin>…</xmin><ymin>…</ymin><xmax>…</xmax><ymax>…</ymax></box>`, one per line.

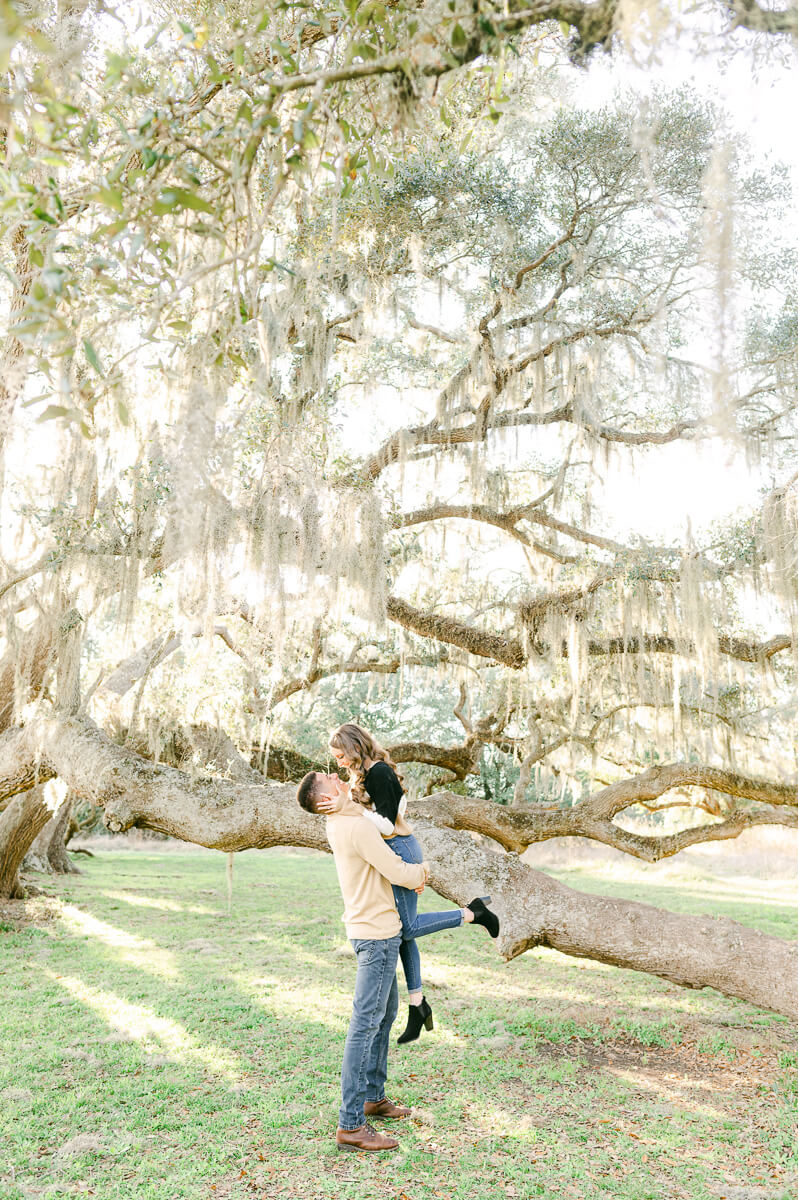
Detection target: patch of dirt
<box><xmin>533</xmin><ymin>1034</ymin><xmax>781</xmax><ymax>1102</ymax></box>
<box><xmin>60</xmin><ymin>1048</ymin><xmax>101</xmax><ymax>1067</ymax></box>
<box><xmin>184</xmin><ymin>938</ymin><xmax>223</xmax><ymax>953</ymax></box>
<box><xmin>55</xmin><ymin>1134</ymin><xmax>105</xmax><ymax>1159</ymax></box>
<box><xmin>0</xmin><ymin>895</ymin><xmax>61</xmax><ymax>929</ymax></box>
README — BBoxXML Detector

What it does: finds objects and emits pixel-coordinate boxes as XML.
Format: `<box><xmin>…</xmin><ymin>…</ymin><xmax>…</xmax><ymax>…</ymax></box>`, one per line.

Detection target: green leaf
<box><xmin>30</xmin><ymin>247</ymin><xmax>44</xmax><ymax>268</ymax></box>
<box><xmin>273</xmin><ymin>38</ymin><xmax>297</xmax><ymax>68</ymax></box>
<box><xmin>152</xmin><ymin>187</ymin><xmax>214</xmax><ymax>215</ymax></box>
<box><xmin>83</xmin><ymin>338</ymin><xmax>104</xmax><ymax>376</ymax></box>
<box><xmin>9</xmin><ymin>317</ymin><xmax>47</xmax><ymax>335</ymax></box>
<box><xmin>92</xmin><ymin>188</ymin><xmax>124</xmax><ymax>212</ymax></box>
<box><xmin>42</xmin><ymin>267</ymin><xmax>66</xmax><ymax>295</ymax></box>
<box><xmin>32</xmin><ymin>207</ymin><xmax>57</xmax><ymax>225</ymax></box>
<box><xmin>95</xmin><ymin>219</ymin><xmax>129</xmax><ymax>237</ymax></box>
<box><xmin>451</xmin><ymin>23</ymin><xmax>468</xmax><ymax>50</ymax></box>
<box><xmin>36</xmin><ymin>404</ymin><xmax>73</xmax><ymax>422</ymax></box>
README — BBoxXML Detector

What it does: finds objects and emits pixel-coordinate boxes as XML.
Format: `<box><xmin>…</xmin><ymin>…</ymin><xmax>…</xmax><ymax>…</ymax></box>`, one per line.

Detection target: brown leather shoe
<box><xmin>336</xmin><ymin>1123</ymin><xmax>399</xmax><ymax>1152</ymax></box>
<box><xmin>364</xmin><ymin>1097</ymin><xmax>411</xmax><ymax>1119</ymax></box>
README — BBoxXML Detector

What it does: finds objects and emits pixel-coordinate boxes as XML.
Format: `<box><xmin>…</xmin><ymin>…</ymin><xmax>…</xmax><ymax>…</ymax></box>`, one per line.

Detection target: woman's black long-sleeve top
<box><xmin>363</xmin><ymin>760</ymin><xmax>404</xmax><ymax>827</ymax></box>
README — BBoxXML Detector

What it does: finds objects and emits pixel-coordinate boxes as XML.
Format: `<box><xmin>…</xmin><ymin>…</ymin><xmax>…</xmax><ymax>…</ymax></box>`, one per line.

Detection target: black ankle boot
<box><xmin>467</xmin><ymin>896</ymin><xmax>500</xmax><ymax>938</ymax></box>
<box><xmin>396</xmin><ymin>997</ymin><xmax>434</xmax><ymax>1044</ymax></box>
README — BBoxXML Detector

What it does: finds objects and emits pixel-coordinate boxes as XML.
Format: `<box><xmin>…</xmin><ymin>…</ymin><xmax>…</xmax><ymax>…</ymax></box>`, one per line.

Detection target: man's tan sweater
<box><xmin>326</xmin><ymin>812</ymin><xmax>427</xmax><ymax>939</ymax></box>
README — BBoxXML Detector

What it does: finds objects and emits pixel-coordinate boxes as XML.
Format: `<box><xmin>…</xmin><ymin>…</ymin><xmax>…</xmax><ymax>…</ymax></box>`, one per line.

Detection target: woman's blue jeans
<box><xmin>385</xmin><ymin>833</ymin><xmax>463</xmax><ymax>994</ymax></box>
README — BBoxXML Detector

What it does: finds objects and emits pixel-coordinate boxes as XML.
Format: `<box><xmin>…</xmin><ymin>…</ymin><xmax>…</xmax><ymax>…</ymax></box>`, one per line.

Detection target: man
<box><xmin>296</xmin><ymin>769</ymin><xmax>429</xmax><ymax>1152</ymax></box>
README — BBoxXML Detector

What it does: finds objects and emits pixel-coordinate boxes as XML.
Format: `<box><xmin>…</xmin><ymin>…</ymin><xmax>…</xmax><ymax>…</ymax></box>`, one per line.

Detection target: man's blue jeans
<box><xmin>339</xmin><ymin>933</ymin><xmax>402</xmax><ymax>1130</ymax></box>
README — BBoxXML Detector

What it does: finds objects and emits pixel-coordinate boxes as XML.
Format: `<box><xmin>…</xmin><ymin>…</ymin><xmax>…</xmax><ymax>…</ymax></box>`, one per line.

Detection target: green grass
<box><xmin>1</xmin><ymin>847</ymin><xmax>797</xmax><ymax>1200</ymax></box>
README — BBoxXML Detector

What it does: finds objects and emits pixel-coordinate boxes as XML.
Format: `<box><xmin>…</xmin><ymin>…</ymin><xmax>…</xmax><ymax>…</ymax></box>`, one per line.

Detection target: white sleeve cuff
<box><xmin>362</xmin><ymin>809</ymin><xmax>395</xmax><ymax>836</ymax></box>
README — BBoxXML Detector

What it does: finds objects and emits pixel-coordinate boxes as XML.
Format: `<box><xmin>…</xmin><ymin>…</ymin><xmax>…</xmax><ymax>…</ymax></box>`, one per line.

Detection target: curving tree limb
<box><xmin>386</xmin><ymin>593</ymin><xmax>795</xmax><ymax>667</ymax></box>
<box><xmin>1</xmin><ymin>710</ymin><xmax>796</xmax><ymax>1018</ymax></box>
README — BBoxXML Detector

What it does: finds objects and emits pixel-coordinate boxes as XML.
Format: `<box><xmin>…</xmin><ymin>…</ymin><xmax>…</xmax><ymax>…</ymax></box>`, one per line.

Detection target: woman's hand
<box><xmin>315</xmin><ymin>797</ymin><xmax>336</xmax><ymax>815</ymax></box>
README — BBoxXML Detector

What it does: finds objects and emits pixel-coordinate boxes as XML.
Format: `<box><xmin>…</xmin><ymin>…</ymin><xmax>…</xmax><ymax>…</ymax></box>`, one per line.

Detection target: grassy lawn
<box><xmin>1</xmin><ymin>846</ymin><xmax>797</xmax><ymax>1200</ymax></box>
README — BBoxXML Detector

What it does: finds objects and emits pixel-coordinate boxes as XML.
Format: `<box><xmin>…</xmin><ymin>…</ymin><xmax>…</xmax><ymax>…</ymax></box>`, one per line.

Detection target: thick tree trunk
<box><xmin>2</xmin><ymin>712</ymin><xmax>797</xmax><ymax>1020</ymax></box>
<box><xmin>0</xmin><ymin>616</ymin><xmax>57</xmax><ymax>735</ymax></box>
<box><xmin>23</xmin><ymin>793</ymin><xmax>81</xmax><ymax>876</ymax></box>
<box><xmin>0</xmin><ymin>787</ymin><xmax>52</xmax><ymax>898</ymax></box>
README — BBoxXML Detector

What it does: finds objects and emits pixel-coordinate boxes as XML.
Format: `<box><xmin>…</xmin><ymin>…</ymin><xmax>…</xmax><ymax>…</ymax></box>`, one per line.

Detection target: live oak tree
<box><xmin>1</xmin><ymin>0</ymin><xmax>797</xmax><ymax>1015</ymax></box>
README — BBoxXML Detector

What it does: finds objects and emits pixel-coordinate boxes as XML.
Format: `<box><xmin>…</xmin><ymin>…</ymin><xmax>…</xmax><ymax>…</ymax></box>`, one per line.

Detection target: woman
<box><xmin>320</xmin><ymin>722</ymin><xmax>499</xmax><ymax>1045</ymax></box>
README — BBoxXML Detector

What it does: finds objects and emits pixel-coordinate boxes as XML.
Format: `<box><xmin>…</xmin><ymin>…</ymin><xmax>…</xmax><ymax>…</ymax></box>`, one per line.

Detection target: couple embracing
<box><xmin>296</xmin><ymin>722</ymin><xmax>500</xmax><ymax>1153</ymax></box>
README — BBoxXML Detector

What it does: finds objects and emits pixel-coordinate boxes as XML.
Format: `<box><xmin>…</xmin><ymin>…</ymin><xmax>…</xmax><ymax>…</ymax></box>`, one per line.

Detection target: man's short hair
<box><xmin>296</xmin><ymin>771</ymin><xmax>321</xmax><ymax>813</ymax></box>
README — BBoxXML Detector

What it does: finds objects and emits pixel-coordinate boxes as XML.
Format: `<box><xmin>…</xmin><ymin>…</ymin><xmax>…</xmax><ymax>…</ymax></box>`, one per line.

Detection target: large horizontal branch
<box><xmin>386</xmin><ymin>595</ymin><xmax>527</xmax><ymax>667</ymax></box>
<box><xmin>173</xmin><ymin>0</ymin><xmax>797</xmax><ymax>134</ymax></box>
<box><xmin>362</xmin><ymin>399</ymin><xmax>711</xmax><ymax>482</ymax></box>
<box><xmin>728</xmin><ymin>0</ymin><xmax>798</xmax><ymax>35</ymax></box>
<box><xmin>394</xmin><ymin>500</ymin><xmax>631</xmax><ymax>556</ymax></box>
<box><xmin>587</xmin><ymin>632</ymin><xmax>794</xmax><ymax>662</ymax></box>
<box><xmin>386</xmin><ymin>593</ymin><xmax>794</xmax><ymax>669</ymax></box>
<box><xmin>411</xmin><ymin>759</ymin><xmax>798</xmax><ymax>862</ymax></box>
<box><xmin>4</xmin><ymin>710</ymin><xmax>797</xmax><ymax>1019</ymax></box>
<box><xmin>268</xmin><ymin>654</ymin><xmax>437</xmax><ymax>708</ymax></box>
<box><xmin>97</xmin><ymin>624</ymin><xmax>251</xmax><ymax>700</ymax></box>
<box><xmin>181</xmin><ymin>0</ymin><xmax>618</xmax><ymax>124</ymax></box>
<box><xmin>586</xmin><ymin>761</ymin><xmax>798</xmax><ymax>821</ymax></box>
<box><xmin>418</xmin><ymin>822</ymin><xmax>798</xmax><ymax>1018</ymax></box>
<box><xmin>388</xmin><ymin>738</ymin><xmax>484</xmax><ymax>780</ymax></box>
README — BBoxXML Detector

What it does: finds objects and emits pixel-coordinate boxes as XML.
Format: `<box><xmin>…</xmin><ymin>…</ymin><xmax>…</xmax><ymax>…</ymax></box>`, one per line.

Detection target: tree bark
<box><xmin>23</xmin><ymin>792</ymin><xmax>81</xmax><ymax>876</ymax></box>
<box><xmin>409</xmin><ymin>766</ymin><xmax>798</xmax><ymax>862</ymax></box>
<box><xmin>0</xmin><ymin>615</ymin><xmax>57</xmax><ymax>735</ymax></box>
<box><xmin>387</xmin><ymin>592</ymin><xmax>795</xmax><ymax>669</ymax></box>
<box><xmin>3</xmin><ymin>712</ymin><xmax>797</xmax><ymax>1020</ymax></box>
<box><xmin>0</xmin><ymin>787</ymin><xmax>52</xmax><ymax>898</ymax></box>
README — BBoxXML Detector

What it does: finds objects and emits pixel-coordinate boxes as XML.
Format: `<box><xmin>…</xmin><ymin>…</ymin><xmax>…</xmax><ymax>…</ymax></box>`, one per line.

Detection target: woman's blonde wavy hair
<box><xmin>328</xmin><ymin>722</ymin><xmax>403</xmax><ymax>806</ymax></box>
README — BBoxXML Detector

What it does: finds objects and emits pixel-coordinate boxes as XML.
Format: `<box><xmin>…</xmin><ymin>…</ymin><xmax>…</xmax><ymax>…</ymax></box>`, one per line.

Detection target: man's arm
<box><xmin>351</xmin><ymin>820</ymin><xmax>428</xmax><ymax>890</ymax></box>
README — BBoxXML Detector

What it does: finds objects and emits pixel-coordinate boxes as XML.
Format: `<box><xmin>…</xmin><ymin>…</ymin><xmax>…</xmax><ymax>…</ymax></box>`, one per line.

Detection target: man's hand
<box><xmin>415</xmin><ymin>861</ymin><xmax>430</xmax><ymax>893</ymax></box>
